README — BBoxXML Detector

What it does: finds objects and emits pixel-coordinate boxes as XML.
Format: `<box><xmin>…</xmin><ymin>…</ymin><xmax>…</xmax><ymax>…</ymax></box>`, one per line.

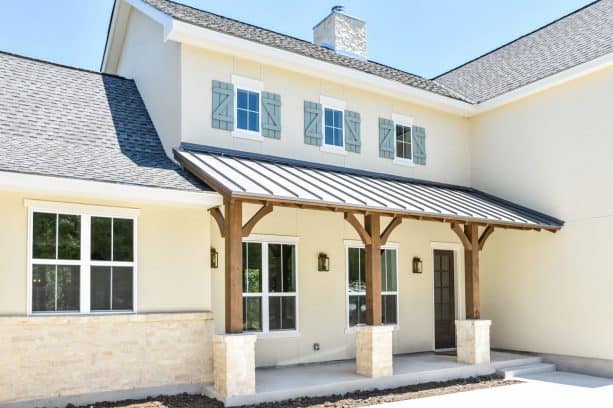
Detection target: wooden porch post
<box><xmin>364</xmin><ymin>214</ymin><xmax>382</xmax><ymax>325</ymax></box>
<box><xmin>464</xmin><ymin>224</ymin><xmax>480</xmax><ymax>319</ymax></box>
<box><xmin>225</xmin><ymin>199</ymin><xmax>243</xmax><ymax>333</ymax></box>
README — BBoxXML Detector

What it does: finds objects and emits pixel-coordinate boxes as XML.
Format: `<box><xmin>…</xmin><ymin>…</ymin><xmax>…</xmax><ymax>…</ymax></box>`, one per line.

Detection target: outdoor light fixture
<box><xmin>210</xmin><ymin>248</ymin><xmax>219</xmax><ymax>269</ymax></box>
<box><xmin>318</xmin><ymin>252</ymin><xmax>330</xmax><ymax>271</ymax></box>
<box><xmin>412</xmin><ymin>256</ymin><xmax>423</xmax><ymax>274</ymax></box>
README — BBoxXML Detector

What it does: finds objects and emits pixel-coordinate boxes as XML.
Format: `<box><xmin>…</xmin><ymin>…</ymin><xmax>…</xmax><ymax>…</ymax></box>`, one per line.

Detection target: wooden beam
<box><xmin>450</xmin><ymin>222</ymin><xmax>472</xmax><ymax>251</ymax></box>
<box><xmin>464</xmin><ymin>224</ymin><xmax>480</xmax><ymax>319</ymax></box>
<box><xmin>209</xmin><ymin>207</ymin><xmax>225</xmax><ymax>238</ymax></box>
<box><xmin>364</xmin><ymin>214</ymin><xmax>382</xmax><ymax>326</ymax></box>
<box><xmin>344</xmin><ymin>212</ymin><xmax>372</xmax><ymax>245</ymax></box>
<box><xmin>478</xmin><ymin>225</ymin><xmax>495</xmax><ymax>250</ymax></box>
<box><xmin>225</xmin><ymin>199</ymin><xmax>244</xmax><ymax>333</ymax></box>
<box><xmin>380</xmin><ymin>216</ymin><xmax>402</xmax><ymax>245</ymax></box>
<box><xmin>242</xmin><ymin>204</ymin><xmax>273</xmax><ymax>237</ymax></box>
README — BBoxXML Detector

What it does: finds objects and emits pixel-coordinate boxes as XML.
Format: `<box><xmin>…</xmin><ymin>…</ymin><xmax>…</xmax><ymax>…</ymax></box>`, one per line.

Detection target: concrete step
<box><xmin>496</xmin><ymin>362</ymin><xmax>556</xmax><ymax>379</ymax></box>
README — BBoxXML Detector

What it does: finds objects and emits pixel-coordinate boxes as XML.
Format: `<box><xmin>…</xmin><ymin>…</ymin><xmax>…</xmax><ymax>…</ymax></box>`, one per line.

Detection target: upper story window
<box><xmin>396</xmin><ymin>124</ymin><xmax>412</xmax><ymax>160</ymax></box>
<box><xmin>28</xmin><ymin>201</ymin><xmax>137</xmax><ymax>315</ymax></box>
<box><xmin>237</xmin><ymin>89</ymin><xmax>260</xmax><ymax>132</ymax></box>
<box><xmin>324</xmin><ymin>108</ymin><xmax>343</xmax><ymax>147</ymax></box>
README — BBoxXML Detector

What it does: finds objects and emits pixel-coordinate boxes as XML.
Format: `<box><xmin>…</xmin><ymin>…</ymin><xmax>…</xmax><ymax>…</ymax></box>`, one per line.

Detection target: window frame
<box><xmin>344</xmin><ymin>240</ymin><xmax>400</xmax><ymax>332</ymax></box>
<box><xmin>26</xmin><ymin>200</ymin><xmax>138</xmax><ymax>316</ymax></box>
<box><xmin>242</xmin><ymin>234</ymin><xmax>299</xmax><ymax>337</ymax></box>
<box><xmin>392</xmin><ymin>113</ymin><xmax>415</xmax><ymax>167</ymax></box>
<box><xmin>320</xmin><ymin>95</ymin><xmax>347</xmax><ymax>155</ymax></box>
<box><xmin>232</xmin><ymin>75</ymin><xmax>263</xmax><ymax>141</ymax></box>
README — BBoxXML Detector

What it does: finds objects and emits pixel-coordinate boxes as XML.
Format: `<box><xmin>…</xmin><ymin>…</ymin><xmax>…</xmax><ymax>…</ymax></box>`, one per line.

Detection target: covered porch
<box><xmin>174</xmin><ymin>144</ymin><xmax>563</xmax><ymax>403</ymax></box>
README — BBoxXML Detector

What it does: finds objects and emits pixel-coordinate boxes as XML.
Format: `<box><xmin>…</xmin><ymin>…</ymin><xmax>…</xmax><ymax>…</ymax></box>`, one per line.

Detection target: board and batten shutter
<box><xmin>344</xmin><ymin>110</ymin><xmax>361</xmax><ymax>153</ymax></box>
<box><xmin>412</xmin><ymin>126</ymin><xmax>426</xmax><ymax>165</ymax></box>
<box><xmin>261</xmin><ymin>91</ymin><xmax>281</xmax><ymax>139</ymax></box>
<box><xmin>304</xmin><ymin>101</ymin><xmax>323</xmax><ymax>146</ymax></box>
<box><xmin>378</xmin><ymin>118</ymin><xmax>395</xmax><ymax>158</ymax></box>
<box><xmin>211</xmin><ymin>80</ymin><xmax>234</xmax><ymax>130</ymax></box>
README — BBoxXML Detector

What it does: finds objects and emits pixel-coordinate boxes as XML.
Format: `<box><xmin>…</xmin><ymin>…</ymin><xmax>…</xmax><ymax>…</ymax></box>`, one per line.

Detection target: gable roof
<box><xmin>435</xmin><ymin>0</ymin><xmax>613</xmax><ymax>103</ymax></box>
<box><xmin>138</xmin><ymin>0</ymin><xmax>468</xmax><ymax>102</ymax></box>
<box><xmin>0</xmin><ymin>51</ymin><xmax>206</xmax><ymax>192</ymax></box>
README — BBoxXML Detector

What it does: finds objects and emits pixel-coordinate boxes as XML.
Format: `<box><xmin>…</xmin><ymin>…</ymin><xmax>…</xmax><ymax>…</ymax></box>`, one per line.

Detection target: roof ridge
<box><xmin>432</xmin><ymin>0</ymin><xmax>601</xmax><ymax>79</ymax></box>
<box><xmin>0</xmin><ymin>49</ymin><xmax>129</xmax><ymax>81</ymax></box>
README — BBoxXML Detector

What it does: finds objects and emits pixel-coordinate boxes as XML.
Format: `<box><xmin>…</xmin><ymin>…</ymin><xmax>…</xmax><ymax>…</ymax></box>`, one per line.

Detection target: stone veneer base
<box><xmin>213</xmin><ymin>333</ymin><xmax>257</xmax><ymax>398</ymax></box>
<box><xmin>455</xmin><ymin>319</ymin><xmax>492</xmax><ymax>364</ymax></box>
<box><xmin>355</xmin><ymin>325</ymin><xmax>394</xmax><ymax>377</ymax></box>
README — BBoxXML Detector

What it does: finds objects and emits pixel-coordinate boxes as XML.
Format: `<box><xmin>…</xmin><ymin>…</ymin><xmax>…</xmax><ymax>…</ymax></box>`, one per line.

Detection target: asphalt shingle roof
<box><xmin>0</xmin><ymin>51</ymin><xmax>206</xmax><ymax>192</ymax></box>
<box><xmin>140</xmin><ymin>0</ymin><xmax>469</xmax><ymax>102</ymax></box>
<box><xmin>435</xmin><ymin>0</ymin><xmax>613</xmax><ymax>103</ymax></box>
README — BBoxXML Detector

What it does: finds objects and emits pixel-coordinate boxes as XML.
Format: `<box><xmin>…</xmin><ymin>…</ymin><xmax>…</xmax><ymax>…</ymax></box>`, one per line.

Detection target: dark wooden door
<box><xmin>434</xmin><ymin>250</ymin><xmax>455</xmax><ymax>349</ymax></box>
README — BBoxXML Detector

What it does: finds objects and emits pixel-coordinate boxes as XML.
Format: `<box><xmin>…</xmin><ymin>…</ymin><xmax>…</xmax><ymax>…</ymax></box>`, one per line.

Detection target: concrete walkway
<box><xmin>379</xmin><ymin>371</ymin><xmax>613</xmax><ymax>407</ymax></box>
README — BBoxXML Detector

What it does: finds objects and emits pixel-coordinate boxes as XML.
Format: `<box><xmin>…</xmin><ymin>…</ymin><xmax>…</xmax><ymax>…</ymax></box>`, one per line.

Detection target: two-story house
<box><xmin>1</xmin><ymin>0</ymin><xmax>612</xmax><ymax>406</ymax></box>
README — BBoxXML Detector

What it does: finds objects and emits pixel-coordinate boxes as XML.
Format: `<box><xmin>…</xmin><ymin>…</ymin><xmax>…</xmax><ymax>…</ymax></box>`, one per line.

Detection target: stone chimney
<box><xmin>313</xmin><ymin>5</ymin><xmax>367</xmax><ymax>60</ymax></box>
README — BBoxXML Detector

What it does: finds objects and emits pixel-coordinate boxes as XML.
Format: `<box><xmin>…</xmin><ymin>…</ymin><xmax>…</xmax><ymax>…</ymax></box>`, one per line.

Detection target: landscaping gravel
<box><xmin>73</xmin><ymin>375</ymin><xmax>519</xmax><ymax>408</ymax></box>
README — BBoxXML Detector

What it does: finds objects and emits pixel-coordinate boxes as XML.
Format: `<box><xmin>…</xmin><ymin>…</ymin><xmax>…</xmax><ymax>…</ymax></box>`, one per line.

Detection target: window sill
<box><xmin>248</xmin><ymin>330</ymin><xmax>301</xmax><ymax>339</ymax></box>
<box><xmin>232</xmin><ymin>129</ymin><xmax>264</xmax><ymax>142</ymax></box>
<box><xmin>344</xmin><ymin>324</ymin><xmax>399</xmax><ymax>334</ymax></box>
<box><xmin>320</xmin><ymin>145</ymin><xmax>347</xmax><ymax>156</ymax></box>
<box><xmin>393</xmin><ymin>158</ymin><xmax>415</xmax><ymax>167</ymax></box>
<box><xmin>29</xmin><ymin>310</ymin><xmax>136</xmax><ymax>316</ymax></box>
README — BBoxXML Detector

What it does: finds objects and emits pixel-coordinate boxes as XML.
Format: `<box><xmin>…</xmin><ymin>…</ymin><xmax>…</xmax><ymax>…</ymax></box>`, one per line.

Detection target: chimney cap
<box><xmin>331</xmin><ymin>5</ymin><xmax>345</xmax><ymax>13</ymax></box>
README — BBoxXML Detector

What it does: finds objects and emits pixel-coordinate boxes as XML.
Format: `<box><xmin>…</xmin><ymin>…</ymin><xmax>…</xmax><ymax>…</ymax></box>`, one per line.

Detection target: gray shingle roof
<box><xmin>0</xmin><ymin>51</ymin><xmax>206</xmax><ymax>192</ymax></box>
<box><xmin>140</xmin><ymin>0</ymin><xmax>469</xmax><ymax>102</ymax></box>
<box><xmin>435</xmin><ymin>0</ymin><xmax>613</xmax><ymax>103</ymax></box>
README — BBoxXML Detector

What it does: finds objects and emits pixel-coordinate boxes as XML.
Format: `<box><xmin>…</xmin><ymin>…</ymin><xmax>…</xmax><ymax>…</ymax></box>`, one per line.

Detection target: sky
<box><xmin>0</xmin><ymin>0</ymin><xmax>593</xmax><ymax>78</ymax></box>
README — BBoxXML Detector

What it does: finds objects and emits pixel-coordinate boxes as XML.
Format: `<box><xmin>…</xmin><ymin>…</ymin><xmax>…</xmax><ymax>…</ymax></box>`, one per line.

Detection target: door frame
<box><xmin>431</xmin><ymin>242</ymin><xmax>465</xmax><ymax>351</ymax></box>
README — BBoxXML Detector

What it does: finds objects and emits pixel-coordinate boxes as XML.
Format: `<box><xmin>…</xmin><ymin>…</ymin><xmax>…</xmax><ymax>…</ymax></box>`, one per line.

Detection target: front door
<box><xmin>434</xmin><ymin>249</ymin><xmax>455</xmax><ymax>349</ymax></box>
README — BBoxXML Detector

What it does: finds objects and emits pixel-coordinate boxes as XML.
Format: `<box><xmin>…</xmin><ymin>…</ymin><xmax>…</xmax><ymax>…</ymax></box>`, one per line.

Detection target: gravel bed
<box><xmin>73</xmin><ymin>375</ymin><xmax>519</xmax><ymax>408</ymax></box>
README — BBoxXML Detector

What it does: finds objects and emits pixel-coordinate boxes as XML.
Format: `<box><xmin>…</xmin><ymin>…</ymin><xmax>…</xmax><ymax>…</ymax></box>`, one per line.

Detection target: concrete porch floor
<box><xmin>204</xmin><ymin>351</ymin><xmax>541</xmax><ymax>406</ymax></box>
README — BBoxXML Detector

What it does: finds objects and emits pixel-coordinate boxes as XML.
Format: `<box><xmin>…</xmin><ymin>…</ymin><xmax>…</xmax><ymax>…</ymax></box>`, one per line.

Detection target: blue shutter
<box><xmin>304</xmin><ymin>101</ymin><xmax>323</xmax><ymax>146</ymax></box>
<box><xmin>379</xmin><ymin>118</ymin><xmax>394</xmax><ymax>159</ymax></box>
<box><xmin>412</xmin><ymin>126</ymin><xmax>426</xmax><ymax>165</ymax></box>
<box><xmin>344</xmin><ymin>110</ymin><xmax>361</xmax><ymax>153</ymax></box>
<box><xmin>212</xmin><ymin>80</ymin><xmax>234</xmax><ymax>130</ymax></box>
<box><xmin>261</xmin><ymin>91</ymin><xmax>281</xmax><ymax>139</ymax></box>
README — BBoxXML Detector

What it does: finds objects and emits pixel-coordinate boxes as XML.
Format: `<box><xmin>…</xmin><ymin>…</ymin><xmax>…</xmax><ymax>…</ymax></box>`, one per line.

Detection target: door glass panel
<box><xmin>243</xmin><ymin>297</ymin><xmax>262</xmax><ymax>331</ymax></box>
<box><xmin>382</xmin><ymin>294</ymin><xmax>397</xmax><ymax>325</ymax></box>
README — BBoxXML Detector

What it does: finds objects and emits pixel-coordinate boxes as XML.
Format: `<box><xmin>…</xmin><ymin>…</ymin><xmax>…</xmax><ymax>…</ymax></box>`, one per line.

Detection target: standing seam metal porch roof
<box><xmin>175</xmin><ymin>145</ymin><xmax>563</xmax><ymax>231</ymax></box>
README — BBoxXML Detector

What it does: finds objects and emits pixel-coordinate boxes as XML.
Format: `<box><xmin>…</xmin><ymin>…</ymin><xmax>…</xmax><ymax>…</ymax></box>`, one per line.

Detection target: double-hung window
<box><xmin>28</xmin><ymin>202</ymin><xmax>137</xmax><ymax>315</ymax></box>
<box><xmin>236</xmin><ymin>89</ymin><xmax>260</xmax><ymax>132</ymax></box>
<box><xmin>346</xmin><ymin>244</ymin><xmax>398</xmax><ymax>328</ymax></box>
<box><xmin>392</xmin><ymin>114</ymin><xmax>414</xmax><ymax>164</ymax></box>
<box><xmin>242</xmin><ymin>238</ymin><xmax>298</xmax><ymax>333</ymax></box>
<box><xmin>324</xmin><ymin>108</ymin><xmax>343</xmax><ymax>147</ymax></box>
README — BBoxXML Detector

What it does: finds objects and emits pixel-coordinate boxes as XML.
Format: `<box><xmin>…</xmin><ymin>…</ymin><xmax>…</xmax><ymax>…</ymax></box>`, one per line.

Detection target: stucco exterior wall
<box><xmin>211</xmin><ymin>204</ymin><xmax>467</xmax><ymax>367</ymax></box>
<box><xmin>180</xmin><ymin>45</ymin><xmax>471</xmax><ymax>186</ymax></box>
<box><xmin>116</xmin><ymin>8</ymin><xmax>182</xmax><ymax>158</ymax></box>
<box><xmin>0</xmin><ymin>312</ymin><xmax>214</xmax><ymax>405</ymax></box>
<box><xmin>473</xmin><ymin>66</ymin><xmax>613</xmax><ymax>360</ymax></box>
<box><xmin>0</xmin><ymin>189</ymin><xmax>212</xmax><ymax>315</ymax></box>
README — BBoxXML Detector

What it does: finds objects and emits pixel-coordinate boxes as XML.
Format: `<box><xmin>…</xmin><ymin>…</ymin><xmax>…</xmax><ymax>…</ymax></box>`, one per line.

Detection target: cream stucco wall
<box><xmin>0</xmin><ymin>189</ymin><xmax>211</xmax><ymax>315</ymax></box>
<box><xmin>116</xmin><ymin>8</ymin><xmax>182</xmax><ymax>158</ymax></box>
<box><xmin>473</xmin><ymin>66</ymin><xmax>613</xmax><ymax>360</ymax></box>
<box><xmin>180</xmin><ymin>45</ymin><xmax>471</xmax><ymax>186</ymax></box>
<box><xmin>211</xmin><ymin>204</ymin><xmax>467</xmax><ymax>367</ymax></box>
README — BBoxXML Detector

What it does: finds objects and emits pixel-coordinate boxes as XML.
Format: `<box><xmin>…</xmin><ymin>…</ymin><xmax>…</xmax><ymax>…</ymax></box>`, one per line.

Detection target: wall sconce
<box><xmin>318</xmin><ymin>252</ymin><xmax>330</xmax><ymax>272</ymax></box>
<box><xmin>412</xmin><ymin>256</ymin><xmax>423</xmax><ymax>274</ymax></box>
<box><xmin>210</xmin><ymin>248</ymin><xmax>219</xmax><ymax>269</ymax></box>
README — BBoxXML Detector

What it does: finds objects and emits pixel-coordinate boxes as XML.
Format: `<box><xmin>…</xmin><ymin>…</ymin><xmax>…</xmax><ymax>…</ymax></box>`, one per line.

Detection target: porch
<box><xmin>204</xmin><ymin>351</ymin><xmax>541</xmax><ymax>406</ymax></box>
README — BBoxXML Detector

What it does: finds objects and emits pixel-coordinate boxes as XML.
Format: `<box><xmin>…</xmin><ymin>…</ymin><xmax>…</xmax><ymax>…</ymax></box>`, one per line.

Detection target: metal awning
<box><xmin>175</xmin><ymin>144</ymin><xmax>563</xmax><ymax>231</ymax></box>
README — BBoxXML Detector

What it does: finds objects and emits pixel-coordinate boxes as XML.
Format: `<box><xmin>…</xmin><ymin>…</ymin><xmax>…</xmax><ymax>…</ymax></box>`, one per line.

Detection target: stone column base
<box><xmin>455</xmin><ymin>319</ymin><xmax>491</xmax><ymax>364</ymax></box>
<box><xmin>213</xmin><ymin>333</ymin><xmax>257</xmax><ymax>398</ymax></box>
<box><xmin>355</xmin><ymin>325</ymin><xmax>394</xmax><ymax>377</ymax></box>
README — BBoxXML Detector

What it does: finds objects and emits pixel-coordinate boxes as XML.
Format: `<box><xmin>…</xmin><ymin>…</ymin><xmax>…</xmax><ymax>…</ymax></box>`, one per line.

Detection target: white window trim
<box><xmin>232</xmin><ymin>75</ymin><xmax>264</xmax><ymax>141</ymax></box>
<box><xmin>392</xmin><ymin>113</ymin><xmax>415</xmax><ymax>166</ymax></box>
<box><xmin>344</xmin><ymin>240</ymin><xmax>400</xmax><ymax>333</ymax></box>
<box><xmin>242</xmin><ymin>235</ymin><xmax>299</xmax><ymax>338</ymax></box>
<box><xmin>26</xmin><ymin>200</ymin><xmax>138</xmax><ymax>316</ymax></box>
<box><xmin>320</xmin><ymin>95</ymin><xmax>346</xmax><ymax>152</ymax></box>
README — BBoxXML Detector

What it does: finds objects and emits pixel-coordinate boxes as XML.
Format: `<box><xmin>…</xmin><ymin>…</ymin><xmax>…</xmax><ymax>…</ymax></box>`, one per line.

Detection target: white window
<box><xmin>242</xmin><ymin>237</ymin><xmax>298</xmax><ymax>334</ymax></box>
<box><xmin>392</xmin><ymin>113</ymin><xmax>415</xmax><ymax>166</ymax></box>
<box><xmin>320</xmin><ymin>96</ymin><xmax>347</xmax><ymax>154</ymax></box>
<box><xmin>27</xmin><ymin>201</ymin><xmax>137</xmax><ymax>315</ymax></box>
<box><xmin>232</xmin><ymin>75</ymin><xmax>263</xmax><ymax>140</ymax></box>
<box><xmin>346</xmin><ymin>242</ymin><xmax>399</xmax><ymax>328</ymax></box>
